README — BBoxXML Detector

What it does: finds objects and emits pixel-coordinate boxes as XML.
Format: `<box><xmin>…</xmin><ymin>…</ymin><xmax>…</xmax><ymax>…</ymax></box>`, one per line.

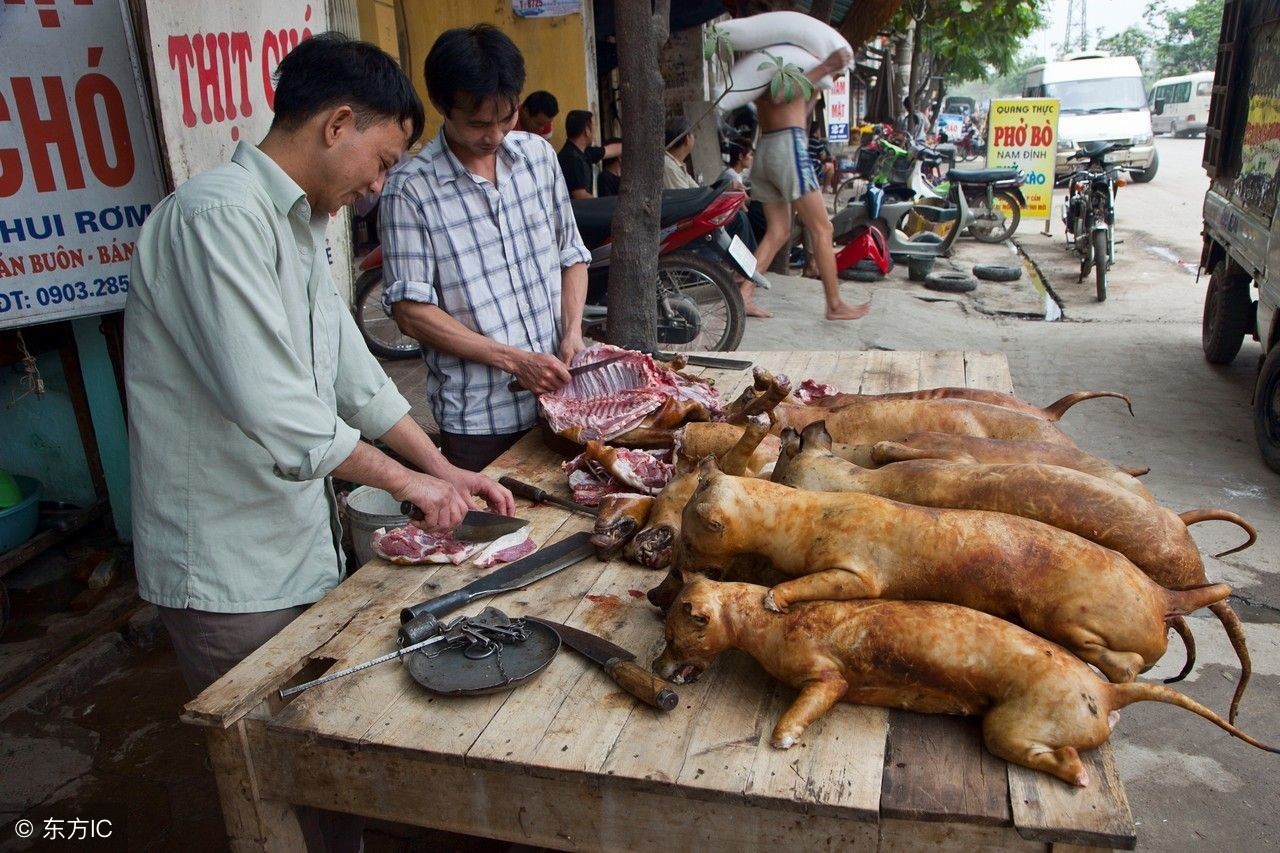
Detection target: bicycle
<box><xmin>1062</xmin><ymin>141</ymin><xmax>1136</xmax><ymax>302</ymax></box>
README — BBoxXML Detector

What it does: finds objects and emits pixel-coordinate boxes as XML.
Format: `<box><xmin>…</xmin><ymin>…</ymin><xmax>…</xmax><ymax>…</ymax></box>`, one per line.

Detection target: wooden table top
<box><xmin>184</xmin><ymin>350</ymin><xmax>1136</xmax><ymax>850</ymax></box>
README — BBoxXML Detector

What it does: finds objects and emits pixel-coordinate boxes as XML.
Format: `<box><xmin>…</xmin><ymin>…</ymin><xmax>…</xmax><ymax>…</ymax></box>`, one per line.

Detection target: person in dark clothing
<box><xmin>598</xmin><ymin>136</ymin><xmax>622</xmax><ymax>196</ymax></box>
<box><xmin>556</xmin><ymin>110</ymin><xmax>621</xmax><ymax>199</ymax></box>
<box><xmin>516</xmin><ymin>89</ymin><xmax>558</xmax><ymax>139</ymax></box>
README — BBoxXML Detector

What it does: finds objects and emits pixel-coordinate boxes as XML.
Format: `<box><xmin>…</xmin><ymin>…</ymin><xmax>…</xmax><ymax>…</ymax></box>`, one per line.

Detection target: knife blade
<box><xmin>498</xmin><ymin>477</ymin><xmax>597</xmax><ymax>517</ymax></box>
<box><xmin>398</xmin><ymin>531</ymin><xmax>594</xmax><ymax>631</ymax></box>
<box><xmin>525</xmin><ymin>616</ymin><xmax>678</xmax><ymax>711</ymax></box>
<box><xmin>398</xmin><ymin>505</ymin><xmax>529</xmax><ymax>542</ymax></box>
<box><xmin>652</xmin><ymin>352</ymin><xmax>754</xmax><ymax>370</ymax></box>
<box><xmin>506</xmin><ymin>353</ymin><xmax>627</xmax><ymax>392</ymax></box>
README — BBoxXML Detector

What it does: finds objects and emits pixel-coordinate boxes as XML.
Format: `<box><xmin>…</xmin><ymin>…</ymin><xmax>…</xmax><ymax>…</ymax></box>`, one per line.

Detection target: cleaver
<box><xmin>400</xmin><ymin>503</ymin><xmax>529</xmax><ymax>543</ymax></box>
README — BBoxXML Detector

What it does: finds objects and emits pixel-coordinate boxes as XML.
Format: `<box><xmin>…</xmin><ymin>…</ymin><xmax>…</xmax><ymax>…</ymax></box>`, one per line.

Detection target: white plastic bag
<box><xmin>716</xmin><ymin>44</ymin><xmax>833</xmax><ymax>113</ymax></box>
<box><xmin>716</xmin><ymin>10</ymin><xmax>853</xmax><ymax>60</ymax></box>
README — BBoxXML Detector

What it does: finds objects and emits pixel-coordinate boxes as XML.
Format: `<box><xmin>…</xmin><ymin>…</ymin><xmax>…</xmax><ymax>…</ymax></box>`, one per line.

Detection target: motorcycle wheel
<box><xmin>1254</xmin><ymin>345</ymin><xmax>1280</xmax><ymax>474</ymax></box>
<box><xmin>967</xmin><ymin>190</ymin><xmax>1022</xmax><ymax>243</ymax></box>
<box><xmin>833</xmin><ymin>177</ymin><xmax>865</xmax><ymax>213</ymax></box>
<box><xmin>1092</xmin><ymin>229</ymin><xmax>1109</xmax><ymax>302</ymax></box>
<box><xmin>1202</xmin><ymin>260</ymin><xmax>1253</xmax><ymax>365</ymax></box>
<box><xmin>353</xmin><ymin>269</ymin><xmax>423</xmax><ymax>360</ymax></box>
<box><xmin>658</xmin><ymin>250</ymin><xmax>746</xmax><ymax>352</ymax></box>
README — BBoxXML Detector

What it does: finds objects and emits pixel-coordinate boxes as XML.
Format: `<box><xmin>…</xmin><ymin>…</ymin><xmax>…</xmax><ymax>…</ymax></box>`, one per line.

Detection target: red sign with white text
<box><xmin>0</xmin><ymin>0</ymin><xmax>165</xmax><ymax>329</ymax></box>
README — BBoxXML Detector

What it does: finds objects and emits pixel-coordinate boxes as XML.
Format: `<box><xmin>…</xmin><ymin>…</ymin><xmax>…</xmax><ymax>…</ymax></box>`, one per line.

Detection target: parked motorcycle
<box><xmin>353</xmin><ymin>181</ymin><xmax>757</xmax><ymax>359</ymax></box>
<box><xmin>1062</xmin><ymin>141</ymin><xmax>1137</xmax><ymax>302</ymax></box>
<box><xmin>572</xmin><ymin>179</ymin><xmax>759</xmax><ymax>353</ymax></box>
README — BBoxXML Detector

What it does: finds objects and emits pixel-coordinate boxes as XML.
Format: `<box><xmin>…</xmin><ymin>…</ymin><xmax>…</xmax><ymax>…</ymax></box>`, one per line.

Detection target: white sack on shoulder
<box><xmin>716</xmin><ymin>45</ymin><xmax>834</xmax><ymax>113</ymax></box>
<box><xmin>716</xmin><ymin>11</ymin><xmax>852</xmax><ymax>60</ymax></box>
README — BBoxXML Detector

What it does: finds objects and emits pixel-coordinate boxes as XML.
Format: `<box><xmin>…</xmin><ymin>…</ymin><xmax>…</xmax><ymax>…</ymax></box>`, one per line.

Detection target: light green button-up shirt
<box><xmin>124</xmin><ymin>142</ymin><xmax>410</xmax><ymax>613</ymax></box>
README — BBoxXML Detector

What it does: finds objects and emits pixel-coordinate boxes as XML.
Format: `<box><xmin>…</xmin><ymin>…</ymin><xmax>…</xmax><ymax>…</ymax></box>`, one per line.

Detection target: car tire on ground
<box><xmin>1253</xmin><ymin>345</ymin><xmax>1280</xmax><ymax>474</ymax></box>
<box><xmin>923</xmin><ymin>271</ymin><xmax>977</xmax><ymax>293</ymax></box>
<box><xmin>1202</xmin><ymin>260</ymin><xmax>1253</xmax><ymax>365</ymax></box>
<box><xmin>972</xmin><ymin>264</ymin><xmax>1023</xmax><ymax>282</ymax></box>
<box><xmin>1131</xmin><ymin>148</ymin><xmax>1159</xmax><ymax>183</ymax></box>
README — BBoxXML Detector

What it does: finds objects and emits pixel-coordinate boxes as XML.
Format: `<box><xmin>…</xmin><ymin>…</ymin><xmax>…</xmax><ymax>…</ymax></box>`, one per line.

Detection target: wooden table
<box><xmin>184</xmin><ymin>351</ymin><xmax>1137</xmax><ymax>852</ymax></box>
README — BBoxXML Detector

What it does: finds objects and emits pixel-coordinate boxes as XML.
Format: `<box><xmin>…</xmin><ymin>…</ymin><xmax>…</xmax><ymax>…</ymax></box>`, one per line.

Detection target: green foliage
<box><xmin>902</xmin><ymin>0</ymin><xmax>1049</xmax><ymax>88</ymax></box>
<box><xmin>954</xmin><ymin>51</ymin><xmax>1046</xmax><ymax>101</ymax></box>
<box><xmin>1143</xmin><ymin>0</ymin><xmax>1222</xmax><ymax>76</ymax></box>
<box><xmin>702</xmin><ymin>23</ymin><xmax>733</xmax><ymax>65</ymax></box>
<box><xmin>1096</xmin><ymin>25</ymin><xmax>1155</xmax><ymax>70</ymax></box>
<box><xmin>759</xmin><ymin>51</ymin><xmax>815</xmax><ymax>103</ymax></box>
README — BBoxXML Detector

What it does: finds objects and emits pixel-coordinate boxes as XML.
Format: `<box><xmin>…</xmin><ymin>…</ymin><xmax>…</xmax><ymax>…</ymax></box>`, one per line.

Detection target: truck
<box><xmin>1198</xmin><ymin>0</ymin><xmax>1280</xmax><ymax>471</ymax></box>
<box><xmin>1023</xmin><ymin>53</ymin><xmax>1158</xmax><ymax>182</ymax></box>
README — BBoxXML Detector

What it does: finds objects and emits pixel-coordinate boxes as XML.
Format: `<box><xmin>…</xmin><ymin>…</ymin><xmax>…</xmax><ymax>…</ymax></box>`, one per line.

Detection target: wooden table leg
<box><xmin>206</xmin><ymin>721</ymin><xmax>307</xmax><ymax>851</ymax></box>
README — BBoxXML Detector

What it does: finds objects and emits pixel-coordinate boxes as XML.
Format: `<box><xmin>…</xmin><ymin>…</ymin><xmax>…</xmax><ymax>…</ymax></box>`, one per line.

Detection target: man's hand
<box><xmin>558</xmin><ymin>330</ymin><xmax>586</xmax><ymax>366</ymax></box>
<box><xmin>510</xmin><ymin>351</ymin><xmax>572</xmax><ymax>394</ymax></box>
<box><xmin>393</xmin><ymin>471</ymin><xmax>471</xmax><ymax>534</ymax></box>
<box><xmin>441</xmin><ymin>468</ymin><xmax>516</xmax><ymax>517</ymax></box>
<box><xmin>822</xmin><ymin>48</ymin><xmax>852</xmax><ymax>74</ymax></box>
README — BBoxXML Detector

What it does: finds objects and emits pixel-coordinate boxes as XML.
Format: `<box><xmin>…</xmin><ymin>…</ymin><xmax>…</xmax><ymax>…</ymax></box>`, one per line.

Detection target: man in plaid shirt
<box><xmin>381</xmin><ymin>25</ymin><xmax>591</xmax><ymax>471</ymax></box>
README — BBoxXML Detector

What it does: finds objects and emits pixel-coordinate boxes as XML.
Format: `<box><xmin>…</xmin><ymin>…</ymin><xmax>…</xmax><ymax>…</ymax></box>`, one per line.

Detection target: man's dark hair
<box><xmin>271</xmin><ymin>32</ymin><xmax>424</xmax><ymax>146</ymax></box>
<box><xmin>664</xmin><ymin>117</ymin><xmax>691</xmax><ymax>149</ymax></box>
<box><xmin>726</xmin><ymin>140</ymin><xmax>752</xmax><ymax>166</ymax></box>
<box><xmin>523</xmin><ymin>90</ymin><xmax>559</xmax><ymax>118</ymax></box>
<box><xmin>424</xmin><ymin>24</ymin><xmax>525</xmax><ymax>116</ymax></box>
<box><xmin>565</xmin><ymin>110</ymin><xmax>593</xmax><ymax>139</ymax></box>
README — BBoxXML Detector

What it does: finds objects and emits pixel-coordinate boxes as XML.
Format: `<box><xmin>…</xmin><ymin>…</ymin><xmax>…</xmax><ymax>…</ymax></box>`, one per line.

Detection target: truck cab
<box><xmin>1023</xmin><ymin>53</ymin><xmax>1158</xmax><ymax>182</ymax></box>
<box><xmin>1198</xmin><ymin>0</ymin><xmax>1280</xmax><ymax>471</ymax></box>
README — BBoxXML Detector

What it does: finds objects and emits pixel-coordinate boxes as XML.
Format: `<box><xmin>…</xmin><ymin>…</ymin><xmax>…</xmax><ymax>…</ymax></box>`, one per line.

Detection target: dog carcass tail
<box><xmin>1209</xmin><ymin>600</ymin><xmax>1252</xmax><ymax>725</ymax></box>
<box><xmin>1108</xmin><ymin>682</ymin><xmax>1279</xmax><ymax>754</ymax></box>
<box><xmin>1179</xmin><ymin>509</ymin><xmax>1258</xmax><ymax>557</ymax></box>
<box><xmin>1120</xmin><ymin>465</ymin><xmax>1151</xmax><ymax>477</ymax></box>
<box><xmin>1041</xmin><ymin>391</ymin><xmax>1134</xmax><ymax>420</ymax></box>
<box><xmin>1163</xmin><ymin>616</ymin><xmax>1196</xmax><ymax>684</ymax></box>
<box><xmin>1165</xmin><ymin>582</ymin><xmax>1232</xmax><ymax>616</ymax></box>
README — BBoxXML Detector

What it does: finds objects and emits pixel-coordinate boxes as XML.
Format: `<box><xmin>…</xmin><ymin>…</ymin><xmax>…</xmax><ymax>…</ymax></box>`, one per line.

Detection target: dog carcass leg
<box><xmin>771</xmin><ymin>678</ymin><xmax>848</xmax><ymax>749</ymax></box>
<box><xmin>764</xmin><ymin>568</ymin><xmax>881</xmax><ymax>612</ymax></box>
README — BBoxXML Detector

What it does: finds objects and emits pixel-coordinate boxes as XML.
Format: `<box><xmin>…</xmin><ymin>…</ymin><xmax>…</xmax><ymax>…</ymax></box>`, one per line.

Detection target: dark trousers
<box><xmin>158</xmin><ymin>605</ymin><xmax>364</xmax><ymax>853</ymax></box>
<box><xmin>439</xmin><ymin>429</ymin><xmax>529</xmax><ymax>472</ymax></box>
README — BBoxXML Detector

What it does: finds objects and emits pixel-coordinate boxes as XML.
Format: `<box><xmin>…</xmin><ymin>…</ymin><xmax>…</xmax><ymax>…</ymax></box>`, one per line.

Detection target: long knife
<box><xmin>525</xmin><ymin>616</ymin><xmax>679</xmax><ymax>711</ymax></box>
<box><xmin>651</xmin><ymin>352</ymin><xmax>754</xmax><ymax>370</ymax></box>
<box><xmin>507</xmin><ymin>353</ymin><xmax>627</xmax><ymax>392</ymax></box>
<box><xmin>499</xmin><ymin>477</ymin><xmax>597</xmax><ymax>517</ymax></box>
<box><xmin>398</xmin><ymin>505</ymin><xmax>529</xmax><ymax>542</ymax></box>
<box><xmin>399</xmin><ymin>531</ymin><xmax>594</xmax><ymax>629</ymax></box>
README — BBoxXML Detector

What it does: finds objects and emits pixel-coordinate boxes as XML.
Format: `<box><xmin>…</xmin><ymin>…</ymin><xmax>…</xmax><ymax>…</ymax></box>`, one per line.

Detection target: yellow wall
<box><xmin>399</xmin><ymin>0</ymin><xmax>593</xmax><ymax>149</ymax></box>
<box><xmin>357</xmin><ymin>0</ymin><xmax>401</xmax><ymax>62</ymax></box>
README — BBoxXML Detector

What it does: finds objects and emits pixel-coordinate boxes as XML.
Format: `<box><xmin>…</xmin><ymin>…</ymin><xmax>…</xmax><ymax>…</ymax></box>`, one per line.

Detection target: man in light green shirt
<box><xmin>125</xmin><ymin>35</ymin><xmax>512</xmax><ymax>702</ymax></box>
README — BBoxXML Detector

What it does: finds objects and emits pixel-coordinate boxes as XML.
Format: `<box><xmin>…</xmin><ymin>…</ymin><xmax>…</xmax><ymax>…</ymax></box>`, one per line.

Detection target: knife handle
<box><xmin>400</xmin><ymin>588</ymin><xmax>471</xmax><ymax>625</ymax></box>
<box><xmin>400</xmin><ymin>500</ymin><xmax>424</xmax><ymax>521</ymax></box>
<box><xmin>506</xmin><ymin>378</ymin><xmax>527</xmax><ymax>392</ymax></box>
<box><xmin>607</xmin><ymin>660</ymin><xmax>679</xmax><ymax>712</ymax></box>
<box><xmin>499</xmin><ymin>476</ymin><xmax>548</xmax><ymax>504</ymax></box>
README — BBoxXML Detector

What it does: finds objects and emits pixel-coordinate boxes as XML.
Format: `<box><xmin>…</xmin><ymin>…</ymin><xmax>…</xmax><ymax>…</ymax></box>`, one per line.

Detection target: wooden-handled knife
<box><xmin>524</xmin><ymin>616</ymin><xmax>679</xmax><ymax>711</ymax></box>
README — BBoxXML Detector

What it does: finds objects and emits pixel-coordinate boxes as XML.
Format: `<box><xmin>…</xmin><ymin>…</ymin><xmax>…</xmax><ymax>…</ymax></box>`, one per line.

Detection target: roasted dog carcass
<box><xmin>868</xmin><ymin>431</ymin><xmax>1154</xmax><ymax>499</ymax></box>
<box><xmin>777</xmin><ymin>422</ymin><xmax>1258</xmax><ymax>722</ymax></box>
<box><xmin>679</xmin><ymin>462</ymin><xmax>1230</xmax><ymax>683</ymax></box>
<box><xmin>652</xmin><ymin>576</ymin><xmax>1277</xmax><ymax>786</ymax></box>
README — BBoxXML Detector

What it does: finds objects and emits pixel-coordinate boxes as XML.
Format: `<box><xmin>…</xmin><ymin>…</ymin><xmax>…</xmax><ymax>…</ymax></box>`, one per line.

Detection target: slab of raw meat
<box><xmin>371</xmin><ymin>525</ymin><xmax>481</xmax><ymax>565</ymax></box>
<box><xmin>538</xmin><ymin>344</ymin><xmax>720</xmax><ymax>442</ymax></box>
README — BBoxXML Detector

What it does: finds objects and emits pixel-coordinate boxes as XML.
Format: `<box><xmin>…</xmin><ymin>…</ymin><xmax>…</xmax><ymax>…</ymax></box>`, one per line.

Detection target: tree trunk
<box><xmin>906</xmin><ymin>16</ymin><xmax>923</xmax><ymax>124</ymax></box>
<box><xmin>608</xmin><ymin>0</ymin><xmax>670</xmax><ymax>351</ymax></box>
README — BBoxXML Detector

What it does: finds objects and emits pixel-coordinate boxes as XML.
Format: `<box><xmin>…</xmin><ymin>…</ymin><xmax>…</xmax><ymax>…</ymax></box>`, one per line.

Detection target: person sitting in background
<box><xmin>557</xmin><ymin>110</ymin><xmax>622</xmax><ymax>199</ymax></box>
<box><xmin>516</xmin><ymin>89</ymin><xmax>558</xmax><ymax>140</ymax></box>
<box><xmin>598</xmin><ymin>136</ymin><xmax>622</xmax><ymax>196</ymax></box>
<box><xmin>808</xmin><ymin>120</ymin><xmax>836</xmax><ymax>193</ymax></box>
<box><xmin>720</xmin><ymin>139</ymin><xmax>753</xmax><ymax>192</ymax></box>
<box><xmin>662</xmin><ymin>119</ymin><xmax>700</xmax><ymax>189</ymax></box>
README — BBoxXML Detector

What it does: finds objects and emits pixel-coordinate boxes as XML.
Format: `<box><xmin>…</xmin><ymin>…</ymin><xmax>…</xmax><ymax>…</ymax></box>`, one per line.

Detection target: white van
<box><xmin>1149</xmin><ymin>71</ymin><xmax>1214</xmax><ymax>137</ymax></box>
<box><xmin>1023</xmin><ymin>53</ymin><xmax>1158</xmax><ymax>182</ymax></box>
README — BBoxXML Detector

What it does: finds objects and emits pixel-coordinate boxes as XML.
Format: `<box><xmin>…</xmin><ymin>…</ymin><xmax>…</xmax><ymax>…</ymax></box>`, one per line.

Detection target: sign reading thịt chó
<box><xmin>987</xmin><ymin>98</ymin><xmax>1059</xmax><ymax>220</ymax></box>
<box><xmin>0</xmin><ymin>0</ymin><xmax>164</xmax><ymax>330</ymax></box>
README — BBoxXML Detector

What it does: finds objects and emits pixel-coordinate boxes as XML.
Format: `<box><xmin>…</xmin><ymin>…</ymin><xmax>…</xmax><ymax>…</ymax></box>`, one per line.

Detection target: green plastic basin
<box><xmin>0</xmin><ymin>476</ymin><xmax>41</xmax><ymax>553</ymax></box>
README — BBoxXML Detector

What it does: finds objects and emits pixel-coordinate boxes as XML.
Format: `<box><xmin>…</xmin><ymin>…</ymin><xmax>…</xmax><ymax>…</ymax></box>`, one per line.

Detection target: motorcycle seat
<box><xmin>571</xmin><ymin>181</ymin><xmax>729</xmax><ymax>248</ymax></box>
<box><xmin>949</xmin><ymin>167</ymin><xmax>1021</xmax><ymax>184</ymax></box>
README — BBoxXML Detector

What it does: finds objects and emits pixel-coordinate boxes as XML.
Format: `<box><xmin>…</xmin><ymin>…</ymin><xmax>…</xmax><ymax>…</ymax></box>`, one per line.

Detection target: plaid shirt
<box><xmin>380</xmin><ymin>130</ymin><xmax>591</xmax><ymax>434</ymax></box>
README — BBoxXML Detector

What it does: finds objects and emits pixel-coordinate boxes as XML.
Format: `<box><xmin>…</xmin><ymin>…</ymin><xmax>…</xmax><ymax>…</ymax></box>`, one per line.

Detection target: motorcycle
<box><xmin>353</xmin><ymin>180</ymin><xmax>758</xmax><ymax>359</ymax></box>
<box><xmin>1062</xmin><ymin>141</ymin><xmax>1136</xmax><ymax>302</ymax></box>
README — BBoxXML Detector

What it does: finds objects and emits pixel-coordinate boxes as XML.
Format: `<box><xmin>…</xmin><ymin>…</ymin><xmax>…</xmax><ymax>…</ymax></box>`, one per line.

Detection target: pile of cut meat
<box><xmin>371</xmin><ymin>525</ymin><xmax>535</xmax><ymax>568</ymax></box>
